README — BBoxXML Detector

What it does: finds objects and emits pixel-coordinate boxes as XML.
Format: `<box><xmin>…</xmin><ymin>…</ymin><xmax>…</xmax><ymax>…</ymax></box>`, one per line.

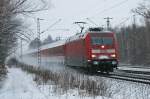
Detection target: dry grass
<box><xmin>7</xmin><ymin>57</ymin><xmax>112</xmax><ymax>98</ymax></box>
<box><xmin>8</xmin><ymin>58</ymin><xmax>150</xmax><ymax>99</ymax></box>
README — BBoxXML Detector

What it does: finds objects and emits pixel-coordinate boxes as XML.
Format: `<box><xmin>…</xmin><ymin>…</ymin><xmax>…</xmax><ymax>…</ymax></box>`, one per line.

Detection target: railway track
<box><xmin>73</xmin><ymin>67</ymin><xmax>150</xmax><ymax>84</ymax></box>
<box><xmin>105</xmin><ymin>71</ymin><xmax>150</xmax><ymax>84</ymax></box>
<box><xmin>75</xmin><ymin>68</ymin><xmax>150</xmax><ymax>84</ymax></box>
<box><xmin>117</xmin><ymin>69</ymin><xmax>150</xmax><ymax>75</ymax></box>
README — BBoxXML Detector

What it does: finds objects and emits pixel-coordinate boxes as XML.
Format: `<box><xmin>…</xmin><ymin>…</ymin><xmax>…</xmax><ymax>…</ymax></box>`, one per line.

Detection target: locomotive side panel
<box><xmin>40</xmin><ymin>45</ymin><xmax>65</xmax><ymax>64</ymax></box>
<box><xmin>40</xmin><ymin>44</ymin><xmax>65</xmax><ymax>57</ymax></box>
<box><xmin>65</xmin><ymin>39</ymin><xmax>86</xmax><ymax>67</ymax></box>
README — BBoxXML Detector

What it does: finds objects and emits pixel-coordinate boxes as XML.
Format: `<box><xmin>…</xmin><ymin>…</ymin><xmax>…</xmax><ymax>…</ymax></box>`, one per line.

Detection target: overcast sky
<box><xmin>25</xmin><ymin>0</ymin><xmax>142</xmax><ymax>40</ymax></box>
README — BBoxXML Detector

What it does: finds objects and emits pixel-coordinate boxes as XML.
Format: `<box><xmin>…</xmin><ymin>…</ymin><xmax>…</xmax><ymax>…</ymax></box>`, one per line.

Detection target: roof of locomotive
<box><xmin>87</xmin><ymin>30</ymin><xmax>114</xmax><ymax>34</ymax></box>
<box><xmin>66</xmin><ymin>30</ymin><xmax>114</xmax><ymax>43</ymax></box>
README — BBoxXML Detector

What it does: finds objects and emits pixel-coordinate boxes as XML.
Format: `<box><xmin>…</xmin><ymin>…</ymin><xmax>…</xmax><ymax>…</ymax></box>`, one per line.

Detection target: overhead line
<box><xmin>116</xmin><ymin>17</ymin><xmax>131</xmax><ymax>27</ymax></box>
<box><xmin>89</xmin><ymin>0</ymin><xmax>129</xmax><ymax>18</ymax></box>
<box><xmin>86</xmin><ymin>18</ymin><xmax>99</xmax><ymax>26</ymax></box>
<box><xmin>40</xmin><ymin>19</ymin><xmax>62</xmax><ymax>34</ymax></box>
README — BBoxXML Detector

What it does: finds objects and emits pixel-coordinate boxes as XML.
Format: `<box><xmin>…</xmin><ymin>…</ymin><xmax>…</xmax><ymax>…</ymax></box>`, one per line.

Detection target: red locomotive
<box><xmin>65</xmin><ymin>28</ymin><xmax>119</xmax><ymax>73</ymax></box>
<box><xmin>26</xmin><ymin>27</ymin><xmax>119</xmax><ymax>73</ymax></box>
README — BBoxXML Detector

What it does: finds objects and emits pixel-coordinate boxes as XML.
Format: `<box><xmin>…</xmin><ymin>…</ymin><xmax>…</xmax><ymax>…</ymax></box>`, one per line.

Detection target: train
<box><xmin>25</xmin><ymin>27</ymin><xmax>119</xmax><ymax>73</ymax></box>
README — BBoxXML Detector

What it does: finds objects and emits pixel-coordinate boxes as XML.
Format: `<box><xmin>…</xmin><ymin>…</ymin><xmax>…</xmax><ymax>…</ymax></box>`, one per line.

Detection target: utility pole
<box><xmin>37</xmin><ymin>18</ymin><xmax>44</xmax><ymax>67</ymax></box>
<box><xmin>132</xmin><ymin>15</ymin><xmax>137</xmax><ymax>63</ymax></box>
<box><xmin>133</xmin><ymin>15</ymin><xmax>136</xmax><ymax>30</ymax></box>
<box><xmin>36</xmin><ymin>18</ymin><xmax>61</xmax><ymax>66</ymax></box>
<box><xmin>20</xmin><ymin>38</ymin><xmax>23</xmax><ymax>60</ymax></box>
<box><xmin>104</xmin><ymin>17</ymin><xmax>113</xmax><ymax>30</ymax></box>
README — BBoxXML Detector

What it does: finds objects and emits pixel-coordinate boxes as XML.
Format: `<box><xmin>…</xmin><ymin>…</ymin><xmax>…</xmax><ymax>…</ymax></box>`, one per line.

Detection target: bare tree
<box><xmin>0</xmin><ymin>0</ymin><xmax>49</xmax><ymax>66</ymax></box>
<box><xmin>133</xmin><ymin>1</ymin><xmax>150</xmax><ymax>19</ymax></box>
<box><xmin>29</xmin><ymin>38</ymin><xmax>42</xmax><ymax>49</ymax></box>
<box><xmin>42</xmin><ymin>35</ymin><xmax>53</xmax><ymax>45</ymax></box>
<box><xmin>133</xmin><ymin>0</ymin><xmax>150</xmax><ymax>65</ymax></box>
<box><xmin>114</xmin><ymin>0</ymin><xmax>150</xmax><ymax>65</ymax></box>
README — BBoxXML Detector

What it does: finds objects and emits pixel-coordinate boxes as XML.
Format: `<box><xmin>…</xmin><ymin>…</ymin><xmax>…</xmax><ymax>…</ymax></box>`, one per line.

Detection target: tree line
<box><xmin>29</xmin><ymin>35</ymin><xmax>53</xmax><ymax>49</ymax></box>
<box><xmin>0</xmin><ymin>0</ymin><xmax>48</xmax><ymax>67</ymax></box>
<box><xmin>116</xmin><ymin>0</ymin><xmax>150</xmax><ymax>65</ymax></box>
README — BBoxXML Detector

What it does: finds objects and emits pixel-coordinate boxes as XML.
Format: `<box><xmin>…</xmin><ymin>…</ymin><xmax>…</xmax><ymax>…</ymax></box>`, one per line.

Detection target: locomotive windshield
<box><xmin>91</xmin><ymin>37</ymin><xmax>113</xmax><ymax>45</ymax></box>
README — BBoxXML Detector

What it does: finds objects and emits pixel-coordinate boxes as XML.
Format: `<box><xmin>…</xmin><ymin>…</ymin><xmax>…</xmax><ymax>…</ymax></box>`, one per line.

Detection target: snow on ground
<box><xmin>106</xmin><ymin>78</ymin><xmax>150</xmax><ymax>99</ymax></box>
<box><xmin>13</xmin><ymin>55</ymin><xmax>150</xmax><ymax>99</ymax></box>
<box><xmin>0</xmin><ymin>67</ymin><xmax>107</xmax><ymax>99</ymax></box>
<box><xmin>0</xmin><ymin>67</ymin><xmax>47</xmax><ymax>99</ymax></box>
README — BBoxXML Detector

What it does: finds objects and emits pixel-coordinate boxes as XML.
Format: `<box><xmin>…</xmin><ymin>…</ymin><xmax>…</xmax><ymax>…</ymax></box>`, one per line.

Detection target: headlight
<box><xmin>92</xmin><ymin>55</ymin><xmax>96</xmax><ymax>58</ymax></box>
<box><xmin>110</xmin><ymin>54</ymin><xmax>116</xmax><ymax>58</ymax></box>
<box><xmin>101</xmin><ymin>45</ymin><xmax>105</xmax><ymax>49</ymax></box>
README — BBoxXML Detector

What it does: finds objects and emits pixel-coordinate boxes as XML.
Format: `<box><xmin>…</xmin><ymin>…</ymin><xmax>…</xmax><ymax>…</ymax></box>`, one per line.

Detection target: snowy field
<box><xmin>0</xmin><ymin>66</ymin><xmax>150</xmax><ymax>99</ymax></box>
<box><xmin>0</xmin><ymin>67</ymin><xmax>109</xmax><ymax>99</ymax></box>
<box><xmin>3</xmin><ymin>56</ymin><xmax>150</xmax><ymax>99</ymax></box>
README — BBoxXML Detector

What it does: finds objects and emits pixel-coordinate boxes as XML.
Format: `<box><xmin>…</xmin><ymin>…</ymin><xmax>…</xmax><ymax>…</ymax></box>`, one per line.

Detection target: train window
<box><xmin>103</xmin><ymin>37</ymin><xmax>113</xmax><ymax>45</ymax></box>
<box><xmin>91</xmin><ymin>37</ymin><xmax>113</xmax><ymax>45</ymax></box>
<box><xmin>91</xmin><ymin>37</ymin><xmax>103</xmax><ymax>45</ymax></box>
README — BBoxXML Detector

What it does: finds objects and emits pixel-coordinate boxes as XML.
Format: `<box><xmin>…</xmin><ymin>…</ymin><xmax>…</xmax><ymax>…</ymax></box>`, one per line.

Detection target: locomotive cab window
<box><xmin>91</xmin><ymin>37</ymin><xmax>113</xmax><ymax>45</ymax></box>
<box><xmin>103</xmin><ymin>37</ymin><xmax>113</xmax><ymax>45</ymax></box>
<box><xmin>91</xmin><ymin>37</ymin><xmax>103</xmax><ymax>45</ymax></box>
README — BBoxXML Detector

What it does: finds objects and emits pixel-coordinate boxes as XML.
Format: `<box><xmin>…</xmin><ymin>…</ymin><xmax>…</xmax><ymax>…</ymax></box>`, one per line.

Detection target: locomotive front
<box><xmin>85</xmin><ymin>31</ymin><xmax>119</xmax><ymax>73</ymax></box>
